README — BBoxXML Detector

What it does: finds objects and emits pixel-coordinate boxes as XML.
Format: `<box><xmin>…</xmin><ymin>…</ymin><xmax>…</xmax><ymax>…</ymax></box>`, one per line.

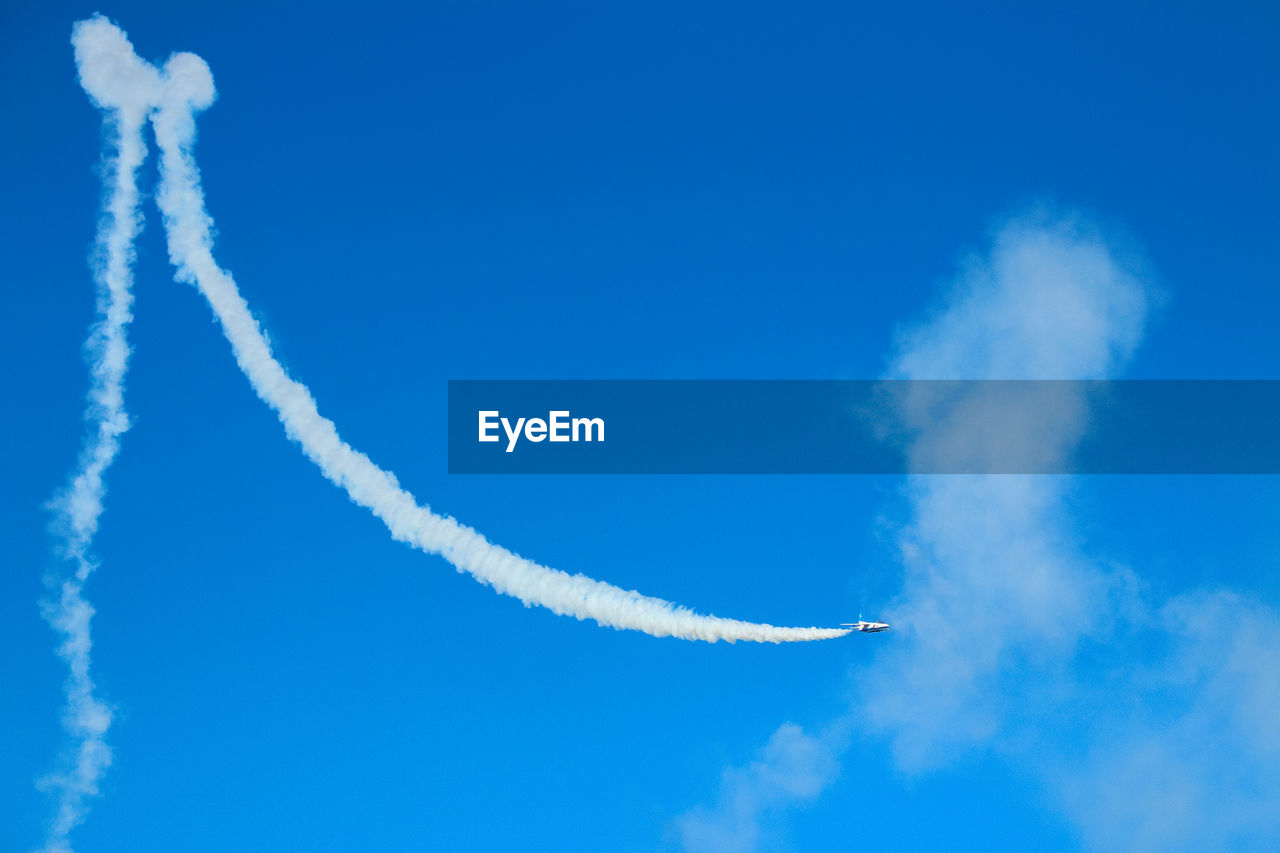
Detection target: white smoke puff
<box><xmin>72</xmin><ymin>16</ymin><xmax>163</xmax><ymax>119</ymax></box>
<box><xmin>160</xmin><ymin>53</ymin><xmax>215</xmax><ymax>109</ymax></box>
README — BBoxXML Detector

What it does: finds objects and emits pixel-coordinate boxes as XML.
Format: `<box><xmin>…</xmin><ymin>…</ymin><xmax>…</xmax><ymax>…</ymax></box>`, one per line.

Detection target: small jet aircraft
<box><xmin>843</xmin><ymin>618</ymin><xmax>890</xmax><ymax>633</ymax></box>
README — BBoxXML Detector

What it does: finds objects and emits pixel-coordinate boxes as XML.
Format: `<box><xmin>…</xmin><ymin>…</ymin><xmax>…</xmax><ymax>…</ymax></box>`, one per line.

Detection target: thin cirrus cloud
<box><xmin>677</xmin><ymin>216</ymin><xmax>1280</xmax><ymax>852</ymax></box>
<box><xmin>675</xmin><ymin>722</ymin><xmax>846</xmax><ymax>853</ymax></box>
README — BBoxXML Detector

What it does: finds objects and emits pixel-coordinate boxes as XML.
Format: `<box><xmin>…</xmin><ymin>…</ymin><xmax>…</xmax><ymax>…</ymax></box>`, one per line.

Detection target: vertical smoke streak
<box><xmin>43</xmin><ymin>17</ymin><xmax>163</xmax><ymax>853</ymax></box>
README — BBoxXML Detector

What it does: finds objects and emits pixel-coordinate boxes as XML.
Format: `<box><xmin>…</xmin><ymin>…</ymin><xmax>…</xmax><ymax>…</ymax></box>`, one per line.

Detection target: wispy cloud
<box><xmin>675</xmin><ymin>723</ymin><xmax>845</xmax><ymax>853</ymax></box>
<box><xmin>678</xmin><ymin>214</ymin><xmax>1280</xmax><ymax>850</ymax></box>
<box><xmin>890</xmin><ymin>215</ymin><xmax>1147</xmax><ymax>381</ymax></box>
<box><xmin>866</xmin><ymin>215</ymin><xmax>1148</xmax><ymax>767</ymax></box>
<box><xmin>1056</xmin><ymin>588</ymin><xmax>1280</xmax><ymax>850</ymax></box>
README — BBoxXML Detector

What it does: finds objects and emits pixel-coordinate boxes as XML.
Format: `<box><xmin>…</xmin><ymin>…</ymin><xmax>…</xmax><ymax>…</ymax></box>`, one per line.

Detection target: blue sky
<box><xmin>3</xmin><ymin>2</ymin><xmax>1279</xmax><ymax>851</ymax></box>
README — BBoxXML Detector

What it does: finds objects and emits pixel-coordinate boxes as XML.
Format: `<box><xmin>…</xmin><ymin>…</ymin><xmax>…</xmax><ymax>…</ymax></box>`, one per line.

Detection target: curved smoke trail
<box><xmin>41</xmin><ymin>19</ymin><xmax>163</xmax><ymax>853</ymax></box>
<box><xmin>141</xmin><ymin>46</ymin><xmax>846</xmax><ymax>644</ymax></box>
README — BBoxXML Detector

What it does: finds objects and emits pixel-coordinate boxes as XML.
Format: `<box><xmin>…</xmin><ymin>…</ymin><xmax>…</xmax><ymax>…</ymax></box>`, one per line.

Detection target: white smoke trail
<box><xmin>68</xmin><ymin>18</ymin><xmax>846</xmax><ymax>646</ymax></box>
<box><xmin>42</xmin><ymin>18</ymin><xmax>164</xmax><ymax>853</ymax></box>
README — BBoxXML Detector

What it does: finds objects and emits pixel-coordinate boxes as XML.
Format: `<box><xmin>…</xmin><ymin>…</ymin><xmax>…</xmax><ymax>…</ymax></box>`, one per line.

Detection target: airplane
<box><xmin>843</xmin><ymin>618</ymin><xmax>890</xmax><ymax>633</ymax></box>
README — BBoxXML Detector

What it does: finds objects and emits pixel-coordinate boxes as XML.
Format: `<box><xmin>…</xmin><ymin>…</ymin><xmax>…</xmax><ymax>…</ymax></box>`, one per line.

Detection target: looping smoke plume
<box><xmin>46</xmin><ymin>15</ymin><xmax>850</xmax><ymax>850</ymax></box>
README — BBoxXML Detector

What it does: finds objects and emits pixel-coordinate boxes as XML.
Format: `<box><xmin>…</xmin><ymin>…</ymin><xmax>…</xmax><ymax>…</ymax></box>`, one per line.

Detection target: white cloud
<box><xmin>678</xmin><ymin>212</ymin><xmax>1280</xmax><ymax>851</ymax></box>
<box><xmin>862</xmin><ymin>215</ymin><xmax>1148</xmax><ymax>773</ymax></box>
<box><xmin>1058</xmin><ymin>589</ymin><xmax>1280</xmax><ymax>851</ymax></box>
<box><xmin>890</xmin><ymin>214</ymin><xmax>1148</xmax><ymax>381</ymax></box>
<box><xmin>675</xmin><ymin>723</ymin><xmax>843</xmax><ymax>853</ymax></box>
